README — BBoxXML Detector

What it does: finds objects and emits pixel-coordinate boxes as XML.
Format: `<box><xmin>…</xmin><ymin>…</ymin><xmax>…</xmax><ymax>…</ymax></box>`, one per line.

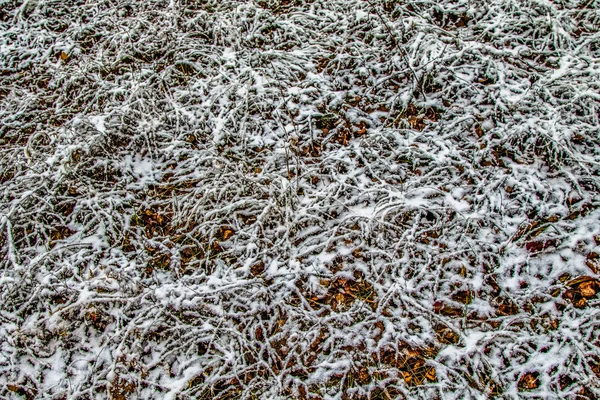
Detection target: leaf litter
<box><xmin>1</xmin><ymin>0</ymin><xmax>600</xmax><ymax>398</ymax></box>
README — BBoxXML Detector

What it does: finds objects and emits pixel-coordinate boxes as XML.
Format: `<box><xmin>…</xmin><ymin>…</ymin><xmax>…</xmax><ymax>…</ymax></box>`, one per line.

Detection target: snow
<box><xmin>1</xmin><ymin>0</ymin><xmax>600</xmax><ymax>398</ymax></box>
<box><xmin>88</xmin><ymin>115</ymin><xmax>107</xmax><ymax>134</ymax></box>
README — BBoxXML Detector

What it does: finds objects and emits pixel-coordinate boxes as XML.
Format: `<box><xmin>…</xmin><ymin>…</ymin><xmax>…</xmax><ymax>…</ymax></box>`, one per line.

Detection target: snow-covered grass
<box><xmin>1</xmin><ymin>0</ymin><xmax>599</xmax><ymax>398</ymax></box>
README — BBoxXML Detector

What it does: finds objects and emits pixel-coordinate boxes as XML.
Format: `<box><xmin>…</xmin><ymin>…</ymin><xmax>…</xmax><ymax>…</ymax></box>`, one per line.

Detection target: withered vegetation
<box><xmin>1</xmin><ymin>0</ymin><xmax>600</xmax><ymax>398</ymax></box>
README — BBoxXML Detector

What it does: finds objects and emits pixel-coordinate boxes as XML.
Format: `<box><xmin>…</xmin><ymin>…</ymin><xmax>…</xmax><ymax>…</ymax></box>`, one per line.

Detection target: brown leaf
<box><xmin>217</xmin><ymin>226</ymin><xmax>235</xmax><ymax>240</ymax></box>
<box><xmin>110</xmin><ymin>376</ymin><xmax>136</xmax><ymax>400</ymax></box>
<box><xmin>452</xmin><ymin>290</ymin><xmax>473</xmax><ymax>305</ymax></box>
<box><xmin>586</xmin><ymin>253</ymin><xmax>599</xmax><ymax>274</ymax></box>
<box><xmin>212</xmin><ymin>241</ymin><xmax>223</xmax><ymax>252</ymax></box>
<box><xmin>518</xmin><ymin>371</ymin><xmax>540</xmax><ymax>391</ymax></box>
<box><xmin>525</xmin><ymin>239</ymin><xmax>556</xmax><ymax>253</ymax></box>
<box><xmin>574</xmin><ymin>297</ymin><xmax>587</xmax><ymax>308</ymax></box>
<box><xmin>433</xmin><ymin>300</ymin><xmax>462</xmax><ymax>317</ymax></box>
<box><xmin>579</xmin><ymin>281</ymin><xmax>597</xmax><ymax>297</ymax></box>
<box><xmin>496</xmin><ymin>297</ymin><xmax>520</xmax><ymax>316</ymax></box>
<box><xmin>434</xmin><ymin>324</ymin><xmax>459</xmax><ymax>344</ymax></box>
<box><xmin>565</xmin><ymin>276</ymin><xmax>599</xmax><ymax>305</ymax></box>
<box><xmin>356</xmin><ymin>121</ymin><xmax>367</xmax><ymax>136</ymax></box>
<box><xmin>7</xmin><ymin>385</ymin><xmax>19</xmax><ymax>393</ymax></box>
<box><xmin>566</xmin><ymin>275</ymin><xmax>597</xmax><ymax>287</ymax></box>
<box><xmin>356</xmin><ymin>366</ymin><xmax>371</xmax><ymax>385</ymax></box>
<box><xmin>425</xmin><ymin>367</ymin><xmax>436</xmax><ymax>382</ymax></box>
<box><xmin>50</xmin><ymin>226</ymin><xmax>75</xmax><ymax>242</ymax></box>
<box><xmin>250</xmin><ymin>261</ymin><xmax>265</xmax><ymax>276</ymax></box>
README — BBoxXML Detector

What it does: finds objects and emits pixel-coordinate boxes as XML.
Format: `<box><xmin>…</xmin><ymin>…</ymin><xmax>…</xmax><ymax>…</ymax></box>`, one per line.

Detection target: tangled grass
<box><xmin>1</xmin><ymin>0</ymin><xmax>600</xmax><ymax>398</ymax></box>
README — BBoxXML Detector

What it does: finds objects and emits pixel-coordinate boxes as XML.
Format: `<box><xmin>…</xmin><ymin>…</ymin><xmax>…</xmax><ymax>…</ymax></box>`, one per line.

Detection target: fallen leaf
<box><xmin>579</xmin><ymin>281</ymin><xmax>597</xmax><ymax>297</ymax></box>
<box><xmin>518</xmin><ymin>371</ymin><xmax>540</xmax><ymax>391</ymax></box>
<box><xmin>426</xmin><ymin>367</ymin><xmax>436</xmax><ymax>381</ymax></box>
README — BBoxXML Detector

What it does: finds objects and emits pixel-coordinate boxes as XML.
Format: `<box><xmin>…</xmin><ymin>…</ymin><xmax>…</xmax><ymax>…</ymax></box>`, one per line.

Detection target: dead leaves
<box><xmin>85</xmin><ymin>307</ymin><xmax>114</xmax><ymax>331</ymax></box>
<box><xmin>216</xmin><ymin>226</ymin><xmax>235</xmax><ymax>241</ymax></box>
<box><xmin>494</xmin><ymin>297</ymin><xmax>520</xmax><ymax>316</ymax></box>
<box><xmin>304</xmin><ymin>328</ymin><xmax>328</xmax><ymax>367</ymax></box>
<box><xmin>132</xmin><ymin>207</ymin><xmax>172</xmax><ymax>238</ymax></box>
<box><xmin>586</xmin><ymin>252</ymin><xmax>599</xmax><ymax>274</ymax></box>
<box><xmin>451</xmin><ymin>290</ymin><xmax>473</xmax><ymax>305</ymax></box>
<box><xmin>209</xmin><ymin>226</ymin><xmax>235</xmax><ymax>256</ymax></box>
<box><xmin>49</xmin><ymin>225</ymin><xmax>75</xmax><ymax>247</ymax></box>
<box><xmin>146</xmin><ymin>250</ymin><xmax>171</xmax><ymax>274</ymax></box>
<box><xmin>434</xmin><ymin>324</ymin><xmax>460</xmax><ymax>344</ymax></box>
<box><xmin>147</xmin><ymin>179</ymin><xmax>199</xmax><ymax>199</ymax></box>
<box><xmin>6</xmin><ymin>382</ymin><xmax>37</xmax><ymax>400</ymax></box>
<box><xmin>377</xmin><ymin>343</ymin><xmax>438</xmax><ymax>386</ymax></box>
<box><xmin>250</xmin><ymin>261</ymin><xmax>265</xmax><ymax>276</ymax></box>
<box><xmin>109</xmin><ymin>376</ymin><xmax>136</xmax><ymax>400</ymax></box>
<box><xmin>305</xmin><ymin>271</ymin><xmax>377</xmax><ymax>312</ymax></box>
<box><xmin>433</xmin><ymin>300</ymin><xmax>462</xmax><ymax>317</ymax></box>
<box><xmin>525</xmin><ymin>239</ymin><xmax>558</xmax><ymax>253</ymax></box>
<box><xmin>563</xmin><ymin>276</ymin><xmax>600</xmax><ymax>308</ymax></box>
<box><xmin>590</xmin><ymin>355</ymin><xmax>600</xmax><ymax>378</ymax></box>
<box><xmin>394</xmin><ymin>103</ymin><xmax>441</xmax><ymax>131</ymax></box>
<box><xmin>238</xmin><ymin>213</ymin><xmax>257</xmax><ymax>226</ymax></box>
<box><xmin>518</xmin><ymin>371</ymin><xmax>540</xmax><ymax>391</ymax></box>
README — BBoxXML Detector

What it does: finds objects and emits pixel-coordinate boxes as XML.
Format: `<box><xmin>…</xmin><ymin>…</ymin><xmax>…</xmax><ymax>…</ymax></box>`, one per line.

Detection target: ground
<box><xmin>1</xmin><ymin>0</ymin><xmax>600</xmax><ymax>399</ymax></box>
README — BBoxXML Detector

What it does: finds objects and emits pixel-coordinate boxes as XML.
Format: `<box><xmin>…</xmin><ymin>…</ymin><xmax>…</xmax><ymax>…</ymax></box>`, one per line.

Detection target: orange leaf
<box><xmin>426</xmin><ymin>367</ymin><xmax>436</xmax><ymax>381</ymax></box>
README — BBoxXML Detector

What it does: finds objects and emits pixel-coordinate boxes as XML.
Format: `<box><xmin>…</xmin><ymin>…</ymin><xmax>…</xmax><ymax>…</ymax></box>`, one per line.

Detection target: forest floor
<box><xmin>1</xmin><ymin>0</ymin><xmax>600</xmax><ymax>398</ymax></box>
